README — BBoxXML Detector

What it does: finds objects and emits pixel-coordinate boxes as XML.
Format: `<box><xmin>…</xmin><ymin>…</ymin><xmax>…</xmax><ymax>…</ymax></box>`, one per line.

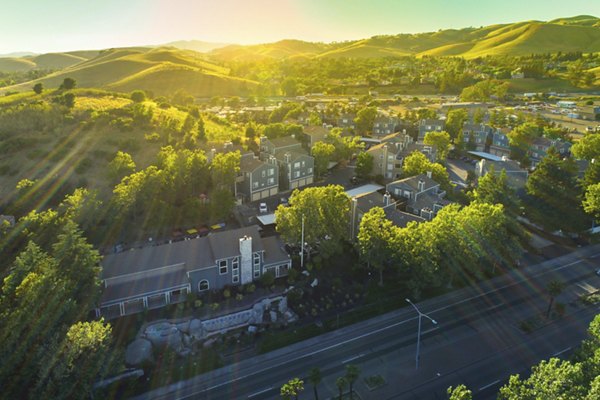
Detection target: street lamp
<box><xmin>406</xmin><ymin>298</ymin><xmax>437</xmax><ymax>370</ymax></box>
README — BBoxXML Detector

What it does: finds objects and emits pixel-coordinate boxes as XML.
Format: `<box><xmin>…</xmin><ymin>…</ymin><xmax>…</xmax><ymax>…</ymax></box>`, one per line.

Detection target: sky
<box><xmin>1</xmin><ymin>0</ymin><xmax>599</xmax><ymax>54</ymax></box>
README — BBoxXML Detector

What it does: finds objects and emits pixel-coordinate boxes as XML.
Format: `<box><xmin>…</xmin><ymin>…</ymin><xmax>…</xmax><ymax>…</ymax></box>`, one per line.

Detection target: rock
<box><xmin>125</xmin><ymin>338</ymin><xmax>153</xmax><ymax>367</ymax></box>
<box><xmin>182</xmin><ymin>333</ymin><xmax>192</xmax><ymax>348</ymax></box>
<box><xmin>284</xmin><ymin>310</ymin><xmax>298</xmax><ymax>324</ymax></box>
<box><xmin>176</xmin><ymin>320</ymin><xmax>190</xmax><ymax>334</ymax></box>
<box><xmin>249</xmin><ymin>302</ymin><xmax>265</xmax><ymax>325</ymax></box>
<box><xmin>145</xmin><ymin>322</ymin><xmax>183</xmax><ymax>352</ymax></box>
<box><xmin>270</xmin><ymin>310</ymin><xmax>278</xmax><ymax>323</ymax></box>
<box><xmin>247</xmin><ymin>325</ymin><xmax>258</xmax><ymax>334</ymax></box>
<box><xmin>278</xmin><ymin>296</ymin><xmax>288</xmax><ymax>313</ymax></box>
<box><xmin>189</xmin><ymin>319</ymin><xmax>206</xmax><ymax>341</ymax></box>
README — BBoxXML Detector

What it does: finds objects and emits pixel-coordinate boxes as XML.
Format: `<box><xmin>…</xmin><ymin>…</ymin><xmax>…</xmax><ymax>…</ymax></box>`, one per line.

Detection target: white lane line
<box><xmin>247</xmin><ymin>387</ymin><xmax>273</xmax><ymax>398</ymax></box>
<box><xmin>479</xmin><ymin>379</ymin><xmax>501</xmax><ymax>391</ymax></box>
<box><xmin>590</xmin><ymin>253</ymin><xmax>600</xmax><ymax>259</ymax></box>
<box><xmin>487</xmin><ymin>303</ymin><xmax>504</xmax><ymax>311</ymax></box>
<box><xmin>342</xmin><ymin>353</ymin><xmax>364</xmax><ymax>364</ymax></box>
<box><xmin>422</xmin><ymin>326</ymin><xmax>440</xmax><ymax>335</ymax></box>
<box><xmin>553</xmin><ymin>347</ymin><xmax>572</xmax><ymax>356</ymax></box>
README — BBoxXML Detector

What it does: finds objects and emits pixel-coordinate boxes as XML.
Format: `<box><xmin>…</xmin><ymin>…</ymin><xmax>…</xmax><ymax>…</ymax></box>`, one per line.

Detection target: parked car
<box><xmin>279</xmin><ymin>197</ymin><xmax>289</xmax><ymax>207</ymax></box>
<box><xmin>259</xmin><ymin>203</ymin><xmax>268</xmax><ymax>213</ymax></box>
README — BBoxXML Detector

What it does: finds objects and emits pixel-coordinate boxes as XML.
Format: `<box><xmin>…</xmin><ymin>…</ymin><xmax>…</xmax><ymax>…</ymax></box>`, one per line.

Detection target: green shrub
<box><xmin>259</xmin><ymin>271</ymin><xmax>275</xmax><ymax>287</ymax></box>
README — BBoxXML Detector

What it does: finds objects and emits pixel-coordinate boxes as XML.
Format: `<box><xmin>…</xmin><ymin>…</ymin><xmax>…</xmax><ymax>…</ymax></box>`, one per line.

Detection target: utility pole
<box><xmin>406</xmin><ymin>298</ymin><xmax>438</xmax><ymax>369</ymax></box>
<box><xmin>300</xmin><ymin>214</ymin><xmax>305</xmax><ymax>269</ymax></box>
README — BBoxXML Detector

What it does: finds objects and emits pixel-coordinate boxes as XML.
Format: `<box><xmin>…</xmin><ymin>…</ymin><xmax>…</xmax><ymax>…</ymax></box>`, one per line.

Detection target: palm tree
<box><xmin>546</xmin><ymin>280</ymin><xmax>565</xmax><ymax>318</ymax></box>
<box><xmin>280</xmin><ymin>378</ymin><xmax>304</xmax><ymax>400</ymax></box>
<box><xmin>308</xmin><ymin>367</ymin><xmax>322</xmax><ymax>400</ymax></box>
<box><xmin>335</xmin><ymin>376</ymin><xmax>347</xmax><ymax>400</ymax></box>
<box><xmin>345</xmin><ymin>364</ymin><xmax>360</xmax><ymax>400</ymax></box>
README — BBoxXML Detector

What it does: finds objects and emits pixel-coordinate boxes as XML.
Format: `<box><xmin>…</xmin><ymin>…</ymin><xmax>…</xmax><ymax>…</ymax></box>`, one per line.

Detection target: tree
<box><xmin>312</xmin><ymin>142</ymin><xmax>335</xmax><ymax>178</ymax></box>
<box><xmin>308</xmin><ymin>367</ymin><xmax>322</xmax><ymax>400</ymax></box>
<box><xmin>424</xmin><ymin>130</ymin><xmax>451</xmax><ymax>161</ymax></box>
<box><xmin>33</xmin><ymin>82</ymin><xmax>43</xmax><ymax>94</ymax></box>
<box><xmin>108</xmin><ymin>151</ymin><xmax>136</xmax><ymax>184</ymax></box>
<box><xmin>276</xmin><ymin>185</ymin><xmax>350</xmax><ymax>259</ymax></box>
<box><xmin>525</xmin><ymin>148</ymin><xmax>586</xmax><ymax>233</ymax></box>
<box><xmin>402</xmin><ymin>151</ymin><xmax>451</xmax><ymax>191</ymax></box>
<box><xmin>358</xmin><ymin>207</ymin><xmax>396</xmax><ymax>286</ymax></box>
<box><xmin>335</xmin><ymin>377</ymin><xmax>347</xmax><ymax>400</ymax></box>
<box><xmin>281</xmin><ymin>78</ymin><xmax>299</xmax><ymax>97</ymax></box>
<box><xmin>130</xmin><ymin>90</ymin><xmax>146</xmax><ymax>103</ymax></box>
<box><xmin>63</xmin><ymin>92</ymin><xmax>75</xmax><ymax>108</ymax></box>
<box><xmin>445</xmin><ymin>109</ymin><xmax>468</xmax><ymax>140</ymax></box>
<box><xmin>280</xmin><ymin>377</ymin><xmax>304</xmax><ymax>400</ymax></box>
<box><xmin>354</xmin><ymin>106</ymin><xmax>377</xmax><ymax>135</ymax></box>
<box><xmin>571</xmin><ymin>134</ymin><xmax>600</xmax><ymax>161</ymax></box>
<box><xmin>508</xmin><ymin>122</ymin><xmax>540</xmax><ymax>162</ymax></box>
<box><xmin>469</xmin><ymin>166</ymin><xmax>519</xmax><ymax>214</ymax></box>
<box><xmin>355</xmin><ymin>151</ymin><xmax>373</xmax><ymax>178</ymax></box>
<box><xmin>447</xmin><ymin>385</ymin><xmax>473</xmax><ymax>400</ymax></box>
<box><xmin>546</xmin><ymin>280</ymin><xmax>564</xmax><ymax>318</ymax></box>
<box><xmin>59</xmin><ymin>77</ymin><xmax>76</xmax><ymax>90</ymax></box>
<box><xmin>583</xmin><ymin>183</ymin><xmax>600</xmax><ymax>219</ymax></box>
<box><xmin>210</xmin><ymin>151</ymin><xmax>241</xmax><ymax>189</ymax></box>
<box><xmin>345</xmin><ymin>364</ymin><xmax>360</xmax><ymax>400</ymax></box>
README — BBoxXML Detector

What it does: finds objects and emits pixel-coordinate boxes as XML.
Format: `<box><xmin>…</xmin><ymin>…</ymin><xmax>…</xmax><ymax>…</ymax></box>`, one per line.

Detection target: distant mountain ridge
<box><xmin>206</xmin><ymin>15</ymin><xmax>600</xmax><ymax>61</ymax></box>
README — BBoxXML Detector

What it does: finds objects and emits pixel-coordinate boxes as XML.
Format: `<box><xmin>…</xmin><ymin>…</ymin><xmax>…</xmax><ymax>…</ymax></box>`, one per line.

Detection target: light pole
<box><xmin>406</xmin><ymin>298</ymin><xmax>437</xmax><ymax>370</ymax></box>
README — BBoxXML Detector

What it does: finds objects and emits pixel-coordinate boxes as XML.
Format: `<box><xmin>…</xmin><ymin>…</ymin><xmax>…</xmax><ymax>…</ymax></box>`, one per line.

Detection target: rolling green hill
<box><xmin>208</xmin><ymin>15</ymin><xmax>600</xmax><ymax>60</ymax></box>
<box><xmin>1</xmin><ymin>47</ymin><xmax>257</xmax><ymax>97</ymax></box>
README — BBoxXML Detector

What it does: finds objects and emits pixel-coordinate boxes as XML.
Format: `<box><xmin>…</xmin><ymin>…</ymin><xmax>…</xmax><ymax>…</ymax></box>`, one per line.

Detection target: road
<box><xmin>132</xmin><ymin>245</ymin><xmax>600</xmax><ymax>400</ymax></box>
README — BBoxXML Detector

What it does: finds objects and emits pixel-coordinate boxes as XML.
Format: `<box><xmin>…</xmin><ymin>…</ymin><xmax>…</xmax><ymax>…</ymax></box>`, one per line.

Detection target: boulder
<box><xmin>176</xmin><ymin>320</ymin><xmax>190</xmax><ymax>334</ymax></box>
<box><xmin>270</xmin><ymin>310</ymin><xmax>278</xmax><ymax>323</ymax></box>
<box><xmin>278</xmin><ymin>296</ymin><xmax>288</xmax><ymax>313</ymax></box>
<box><xmin>125</xmin><ymin>338</ymin><xmax>154</xmax><ymax>367</ymax></box>
<box><xmin>189</xmin><ymin>319</ymin><xmax>206</xmax><ymax>341</ymax></box>
<box><xmin>145</xmin><ymin>322</ymin><xmax>183</xmax><ymax>350</ymax></box>
<box><xmin>249</xmin><ymin>302</ymin><xmax>265</xmax><ymax>325</ymax></box>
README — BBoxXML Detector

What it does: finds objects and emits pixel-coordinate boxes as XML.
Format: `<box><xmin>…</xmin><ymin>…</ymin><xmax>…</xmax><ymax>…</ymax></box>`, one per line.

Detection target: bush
<box><xmin>75</xmin><ymin>157</ymin><xmax>93</xmax><ymax>174</ymax></box>
<box><xmin>144</xmin><ymin>132</ymin><xmax>161</xmax><ymax>142</ymax></box>
<box><xmin>259</xmin><ymin>271</ymin><xmax>275</xmax><ymax>287</ymax></box>
<box><xmin>223</xmin><ymin>288</ymin><xmax>231</xmax><ymax>299</ymax></box>
<box><xmin>131</xmin><ymin>90</ymin><xmax>146</xmax><ymax>103</ymax></box>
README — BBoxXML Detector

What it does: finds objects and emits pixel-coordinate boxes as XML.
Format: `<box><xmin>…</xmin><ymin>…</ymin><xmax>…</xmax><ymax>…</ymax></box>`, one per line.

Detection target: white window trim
<box><xmin>198</xmin><ymin>280</ymin><xmax>210</xmax><ymax>292</ymax></box>
<box><xmin>219</xmin><ymin>260</ymin><xmax>228</xmax><ymax>275</ymax></box>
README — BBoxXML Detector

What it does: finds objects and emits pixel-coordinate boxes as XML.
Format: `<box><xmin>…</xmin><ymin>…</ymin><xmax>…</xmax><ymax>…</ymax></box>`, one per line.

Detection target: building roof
<box><xmin>262</xmin><ymin>236</ymin><xmax>291</xmax><ymax>265</ymax></box>
<box><xmin>412</xmin><ymin>192</ymin><xmax>451</xmax><ymax>212</ymax></box>
<box><xmin>383</xmin><ymin>208</ymin><xmax>425</xmax><ymax>228</ymax></box>
<box><xmin>468</xmin><ymin>151</ymin><xmax>504</xmax><ymax>161</ymax></box>
<box><xmin>274</xmin><ymin>149</ymin><xmax>310</xmax><ymax>162</ymax></box>
<box><xmin>387</xmin><ymin>173</ymin><xmax>439</xmax><ymax>193</ymax></box>
<box><xmin>101</xmin><ymin>225</ymin><xmax>264</xmax><ymax>280</ymax></box>
<box><xmin>240</xmin><ymin>156</ymin><xmax>268</xmax><ymax>172</ymax></box>
<box><xmin>267</xmin><ymin>136</ymin><xmax>302</xmax><ymax>149</ymax></box>
<box><xmin>303</xmin><ymin>126</ymin><xmax>329</xmax><ymax>137</ymax></box>
<box><xmin>355</xmin><ymin>191</ymin><xmax>393</xmax><ymax>213</ymax></box>
<box><xmin>346</xmin><ymin>184</ymin><xmax>384</xmax><ymax>198</ymax></box>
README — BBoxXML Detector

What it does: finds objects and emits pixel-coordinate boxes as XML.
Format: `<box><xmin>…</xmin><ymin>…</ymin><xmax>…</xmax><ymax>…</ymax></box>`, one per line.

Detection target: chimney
<box><xmin>418</xmin><ymin>180</ymin><xmax>425</xmax><ymax>192</ymax></box>
<box><xmin>284</xmin><ymin>152</ymin><xmax>291</xmax><ymax>164</ymax></box>
<box><xmin>383</xmin><ymin>192</ymin><xmax>392</xmax><ymax>207</ymax></box>
<box><xmin>426</xmin><ymin>170</ymin><xmax>432</xmax><ymax>179</ymax></box>
<box><xmin>224</xmin><ymin>141</ymin><xmax>233</xmax><ymax>149</ymax></box>
<box><xmin>239</xmin><ymin>235</ymin><xmax>253</xmax><ymax>284</ymax></box>
<box><xmin>210</xmin><ymin>148</ymin><xmax>216</xmax><ymax>160</ymax></box>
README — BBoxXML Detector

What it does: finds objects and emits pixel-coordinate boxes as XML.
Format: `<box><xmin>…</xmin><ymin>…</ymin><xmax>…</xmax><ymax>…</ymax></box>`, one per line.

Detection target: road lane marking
<box><xmin>590</xmin><ymin>253</ymin><xmax>600</xmax><ymax>259</ymax></box>
<box><xmin>479</xmin><ymin>379</ymin><xmax>500</xmax><ymax>391</ymax></box>
<box><xmin>422</xmin><ymin>326</ymin><xmax>440</xmax><ymax>335</ymax></box>
<box><xmin>487</xmin><ymin>303</ymin><xmax>503</xmax><ymax>311</ymax></box>
<box><xmin>553</xmin><ymin>347</ymin><xmax>572</xmax><ymax>356</ymax></box>
<box><xmin>342</xmin><ymin>353</ymin><xmax>364</xmax><ymax>364</ymax></box>
<box><xmin>247</xmin><ymin>387</ymin><xmax>273</xmax><ymax>398</ymax></box>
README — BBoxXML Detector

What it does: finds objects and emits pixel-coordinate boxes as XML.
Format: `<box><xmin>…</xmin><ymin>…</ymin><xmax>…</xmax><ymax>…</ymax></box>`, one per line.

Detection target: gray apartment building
<box><xmin>260</xmin><ymin>136</ymin><xmax>315</xmax><ymax>190</ymax></box>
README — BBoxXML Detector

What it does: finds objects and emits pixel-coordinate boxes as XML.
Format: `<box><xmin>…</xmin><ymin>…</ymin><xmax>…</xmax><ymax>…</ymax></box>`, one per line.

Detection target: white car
<box><xmin>259</xmin><ymin>203</ymin><xmax>268</xmax><ymax>213</ymax></box>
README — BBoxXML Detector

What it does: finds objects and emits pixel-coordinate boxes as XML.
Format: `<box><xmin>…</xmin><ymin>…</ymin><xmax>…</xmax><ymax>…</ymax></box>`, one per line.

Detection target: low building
<box><xmin>303</xmin><ymin>125</ymin><xmax>330</xmax><ymax>149</ymax></box>
<box><xmin>97</xmin><ymin>226</ymin><xmax>291</xmax><ymax>319</ymax></box>
<box><xmin>260</xmin><ymin>136</ymin><xmax>314</xmax><ymax>190</ymax></box>
<box><xmin>528</xmin><ymin>137</ymin><xmax>572</xmax><ymax>167</ymax></box>
<box><xmin>386</xmin><ymin>173</ymin><xmax>450</xmax><ymax>220</ymax></box>
<box><xmin>367</xmin><ymin>132</ymin><xmax>435</xmax><ymax>180</ymax></box>
<box><xmin>372</xmin><ymin>116</ymin><xmax>398</xmax><ymax>136</ymax></box>
<box><xmin>418</xmin><ymin>119</ymin><xmax>445</xmax><ymax>142</ymax></box>
<box><xmin>237</xmin><ymin>155</ymin><xmax>279</xmax><ymax>202</ymax></box>
<box><xmin>476</xmin><ymin>157</ymin><xmax>529</xmax><ymax>191</ymax></box>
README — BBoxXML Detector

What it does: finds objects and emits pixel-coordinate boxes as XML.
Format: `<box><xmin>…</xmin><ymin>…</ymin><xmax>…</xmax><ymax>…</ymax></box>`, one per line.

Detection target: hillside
<box><xmin>1</xmin><ymin>47</ymin><xmax>257</xmax><ymax>97</ymax></box>
<box><xmin>209</xmin><ymin>15</ymin><xmax>600</xmax><ymax>60</ymax></box>
<box><xmin>0</xmin><ymin>51</ymin><xmax>93</xmax><ymax>72</ymax></box>
<box><xmin>164</xmin><ymin>40</ymin><xmax>230</xmax><ymax>53</ymax></box>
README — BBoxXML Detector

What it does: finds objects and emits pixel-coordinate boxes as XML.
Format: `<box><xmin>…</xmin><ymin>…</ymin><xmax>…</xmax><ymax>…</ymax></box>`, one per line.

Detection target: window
<box><xmin>253</xmin><ymin>181</ymin><xmax>259</xmax><ymax>188</ymax></box>
<box><xmin>219</xmin><ymin>260</ymin><xmax>228</xmax><ymax>274</ymax></box>
<box><xmin>253</xmin><ymin>253</ymin><xmax>261</xmax><ymax>278</ymax></box>
<box><xmin>232</xmin><ymin>257</ymin><xmax>239</xmax><ymax>284</ymax></box>
<box><xmin>294</xmin><ymin>171</ymin><xmax>300</xmax><ymax>178</ymax></box>
<box><xmin>268</xmin><ymin>168</ymin><xmax>274</xmax><ymax>176</ymax></box>
<box><xmin>198</xmin><ymin>280</ymin><xmax>209</xmax><ymax>291</ymax></box>
<box><xmin>262</xmin><ymin>170</ymin><xmax>266</xmax><ymax>178</ymax></box>
<box><xmin>268</xmin><ymin>177</ymin><xmax>275</xmax><ymax>185</ymax></box>
<box><xmin>308</xmin><ymin>167</ymin><xmax>313</xmax><ymax>174</ymax></box>
<box><xmin>294</xmin><ymin>162</ymin><xmax>301</xmax><ymax>168</ymax></box>
<box><xmin>301</xmin><ymin>161</ymin><xmax>305</xmax><ymax>167</ymax></box>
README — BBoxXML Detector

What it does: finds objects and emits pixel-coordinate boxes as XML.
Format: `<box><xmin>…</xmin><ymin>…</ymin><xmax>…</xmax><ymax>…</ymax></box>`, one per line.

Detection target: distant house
<box><xmin>386</xmin><ymin>173</ymin><xmax>451</xmax><ymax>220</ymax></box>
<box><xmin>303</xmin><ymin>125</ymin><xmax>330</xmax><ymax>149</ymax></box>
<box><xmin>237</xmin><ymin>155</ymin><xmax>279</xmax><ymax>202</ymax></box>
<box><xmin>463</xmin><ymin>125</ymin><xmax>511</xmax><ymax>158</ymax></box>
<box><xmin>260</xmin><ymin>136</ymin><xmax>315</xmax><ymax>190</ymax></box>
<box><xmin>337</xmin><ymin>113</ymin><xmax>356</xmax><ymax>130</ymax></box>
<box><xmin>350</xmin><ymin>191</ymin><xmax>425</xmax><ymax>238</ymax></box>
<box><xmin>418</xmin><ymin>119</ymin><xmax>445</xmax><ymax>142</ymax></box>
<box><xmin>476</xmin><ymin>158</ymin><xmax>529</xmax><ymax>191</ymax></box>
<box><xmin>97</xmin><ymin>226</ymin><xmax>290</xmax><ymax>319</ymax></box>
<box><xmin>528</xmin><ymin>137</ymin><xmax>572</xmax><ymax>167</ymax></box>
<box><xmin>372</xmin><ymin>116</ymin><xmax>398</xmax><ymax>136</ymax></box>
<box><xmin>205</xmin><ymin>141</ymin><xmax>253</xmax><ymax>163</ymax></box>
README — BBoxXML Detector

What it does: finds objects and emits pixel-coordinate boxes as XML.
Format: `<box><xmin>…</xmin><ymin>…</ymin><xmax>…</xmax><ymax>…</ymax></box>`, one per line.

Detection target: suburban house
<box><xmin>303</xmin><ymin>125</ymin><xmax>330</xmax><ymax>149</ymax></box>
<box><xmin>476</xmin><ymin>157</ymin><xmax>529</xmax><ymax>191</ymax></box>
<box><xmin>97</xmin><ymin>226</ymin><xmax>291</xmax><ymax>319</ymax></box>
<box><xmin>350</xmin><ymin>191</ymin><xmax>425</xmax><ymax>238</ymax></box>
<box><xmin>368</xmin><ymin>132</ymin><xmax>436</xmax><ymax>180</ymax></box>
<box><xmin>372</xmin><ymin>116</ymin><xmax>398</xmax><ymax>136</ymax></box>
<box><xmin>528</xmin><ymin>137</ymin><xmax>572</xmax><ymax>167</ymax></box>
<box><xmin>259</xmin><ymin>136</ymin><xmax>315</xmax><ymax>190</ymax></box>
<box><xmin>386</xmin><ymin>173</ymin><xmax>451</xmax><ymax>220</ymax></box>
<box><xmin>418</xmin><ymin>119</ymin><xmax>445</xmax><ymax>142</ymax></box>
<box><xmin>462</xmin><ymin>123</ymin><xmax>496</xmax><ymax>152</ymax></box>
<box><xmin>237</xmin><ymin>155</ymin><xmax>279</xmax><ymax>202</ymax></box>
<box><xmin>337</xmin><ymin>113</ymin><xmax>356</xmax><ymax>130</ymax></box>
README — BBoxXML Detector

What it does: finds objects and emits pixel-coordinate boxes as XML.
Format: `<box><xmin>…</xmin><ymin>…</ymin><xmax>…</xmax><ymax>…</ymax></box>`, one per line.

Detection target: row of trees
<box><xmin>280</xmin><ymin>364</ymin><xmax>360</xmax><ymax>400</ymax></box>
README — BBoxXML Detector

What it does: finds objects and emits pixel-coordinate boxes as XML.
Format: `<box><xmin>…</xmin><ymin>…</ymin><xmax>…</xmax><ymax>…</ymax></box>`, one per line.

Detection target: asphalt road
<box><xmin>133</xmin><ymin>245</ymin><xmax>600</xmax><ymax>400</ymax></box>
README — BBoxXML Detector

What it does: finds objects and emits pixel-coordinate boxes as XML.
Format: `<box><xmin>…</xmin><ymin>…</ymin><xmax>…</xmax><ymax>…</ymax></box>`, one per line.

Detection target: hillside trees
<box><xmin>469</xmin><ymin>166</ymin><xmax>520</xmax><ymax>214</ymax></box>
<box><xmin>583</xmin><ymin>183</ymin><xmax>600</xmax><ymax>220</ymax></box>
<box><xmin>33</xmin><ymin>82</ymin><xmax>43</xmax><ymax>94</ymax></box>
<box><xmin>355</xmin><ymin>151</ymin><xmax>374</xmax><ymax>178</ymax></box>
<box><xmin>59</xmin><ymin>77</ymin><xmax>76</xmax><ymax>90</ymax></box>
<box><xmin>357</xmin><ymin>207</ymin><xmax>396</xmax><ymax>286</ymax></box>
<box><xmin>108</xmin><ymin>151</ymin><xmax>136</xmax><ymax>184</ymax></box>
